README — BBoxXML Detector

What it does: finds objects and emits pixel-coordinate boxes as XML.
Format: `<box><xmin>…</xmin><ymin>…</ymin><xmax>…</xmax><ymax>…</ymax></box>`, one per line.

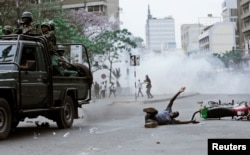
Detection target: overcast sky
<box><xmin>119</xmin><ymin>0</ymin><xmax>224</xmax><ymax>48</ymax></box>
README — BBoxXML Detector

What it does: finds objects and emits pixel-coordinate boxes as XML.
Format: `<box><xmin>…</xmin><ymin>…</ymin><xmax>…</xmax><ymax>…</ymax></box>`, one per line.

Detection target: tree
<box><xmin>92</xmin><ymin>29</ymin><xmax>137</xmax><ymax>82</ymax></box>
<box><xmin>54</xmin><ymin>10</ymin><xmax>137</xmax><ymax>78</ymax></box>
<box><xmin>0</xmin><ymin>0</ymin><xmax>61</xmax><ymax>27</ymax></box>
<box><xmin>63</xmin><ymin>8</ymin><xmax>119</xmax><ymax>39</ymax></box>
<box><xmin>52</xmin><ymin>17</ymin><xmax>83</xmax><ymax>43</ymax></box>
<box><xmin>112</xmin><ymin>68</ymin><xmax>122</xmax><ymax>87</ymax></box>
<box><xmin>213</xmin><ymin>50</ymin><xmax>243</xmax><ymax>70</ymax></box>
<box><xmin>0</xmin><ymin>25</ymin><xmax>2</xmax><ymax>35</ymax></box>
<box><xmin>0</xmin><ymin>0</ymin><xmax>19</xmax><ymax>26</ymax></box>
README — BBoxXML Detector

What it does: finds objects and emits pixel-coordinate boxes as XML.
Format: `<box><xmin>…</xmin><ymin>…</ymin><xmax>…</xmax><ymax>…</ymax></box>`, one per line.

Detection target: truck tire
<box><xmin>0</xmin><ymin>98</ymin><xmax>11</xmax><ymax>140</ymax></box>
<box><xmin>56</xmin><ymin>96</ymin><xmax>74</xmax><ymax>129</ymax></box>
<box><xmin>11</xmin><ymin>119</ymin><xmax>19</xmax><ymax>129</ymax></box>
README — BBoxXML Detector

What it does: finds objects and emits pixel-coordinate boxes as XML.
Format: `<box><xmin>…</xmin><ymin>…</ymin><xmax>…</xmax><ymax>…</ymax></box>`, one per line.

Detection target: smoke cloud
<box><xmin>133</xmin><ymin>51</ymin><xmax>250</xmax><ymax>94</ymax></box>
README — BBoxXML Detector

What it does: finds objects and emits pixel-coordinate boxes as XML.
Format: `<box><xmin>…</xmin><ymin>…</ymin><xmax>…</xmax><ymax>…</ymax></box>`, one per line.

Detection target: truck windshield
<box><xmin>0</xmin><ymin>45</ymin><xmax>16</xmax><ymax>62</ymax></box>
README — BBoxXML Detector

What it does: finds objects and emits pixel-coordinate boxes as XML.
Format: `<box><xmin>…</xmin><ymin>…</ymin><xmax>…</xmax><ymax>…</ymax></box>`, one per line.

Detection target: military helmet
<box><xmin>48</xmin><ymin>21</ymin><xmax>55</xmax><ymax>30</ymax></box>
<box><xmin>41</xmin><ymin>22</ymin><xmax>51</xmax><ymax>30</ymax></box>
<box><xmin>21</xmin><ymin>11</ymin><xmax>33</xmax><ymax>21</ymax></box>
<box><xmin>57</xmin><ymin>45</ymin><xmax>65</xmax><ymax>52</ymax></box>
<box><xmin>3</xmin><ymin>25</ymin><xmax>13</xmax><ymax>33</ymax></box>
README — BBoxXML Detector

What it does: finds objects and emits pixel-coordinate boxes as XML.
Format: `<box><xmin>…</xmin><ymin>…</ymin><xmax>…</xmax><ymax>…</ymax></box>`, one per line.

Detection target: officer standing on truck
<box><xmin>48</xmin><ymin>20</ymin><xmax>57</xmax><ymax>49</ymax></box>
<box><xmin>41</xmin><ymin>22</ymin><xmax>56</xmax><ymax>52</ymax></box>
<box><xmin>15</xmin><ymin>11</ymin><xmax>41</xmax><ymax>35</ymax></box>
<box><xmin>51</xmin><ymin>45</ymin><xmax>79</xmax><ymax>77</ymax></box>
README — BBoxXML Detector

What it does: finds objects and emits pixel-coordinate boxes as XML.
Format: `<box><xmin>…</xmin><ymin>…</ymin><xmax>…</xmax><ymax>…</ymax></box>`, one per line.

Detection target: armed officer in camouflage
<box><xmin>41</xmin><ymin>22</ymin><xmax>56</xmax><ymax>52</ymax></box>
<box><xmin>51</xmin><ymin>45</ymin><xmax>79</xmax><ymax>77</ymax></box>
<box><xmin>15</xmin><ymin>11</ymin><xmax>41</xmax><ymax>35</ymax></box>
<box><xmin>48</xmin><ymin>21</ymin><xmax>57</xmax><ymax>48</ymax></box>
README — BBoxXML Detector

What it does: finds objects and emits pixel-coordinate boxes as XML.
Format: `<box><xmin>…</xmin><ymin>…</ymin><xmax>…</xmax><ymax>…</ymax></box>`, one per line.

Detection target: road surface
<box><xmin>1</xmin><ymin>94</ymin><xmax>250</xmax><ymax>155</ymax></box>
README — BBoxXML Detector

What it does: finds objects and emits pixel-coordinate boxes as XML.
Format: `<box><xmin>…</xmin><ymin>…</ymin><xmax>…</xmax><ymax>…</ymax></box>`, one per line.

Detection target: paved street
<box><xmin>1</xmin><ymin>93</ymin><xmax>250</xmax><ymax>155</ymax></box>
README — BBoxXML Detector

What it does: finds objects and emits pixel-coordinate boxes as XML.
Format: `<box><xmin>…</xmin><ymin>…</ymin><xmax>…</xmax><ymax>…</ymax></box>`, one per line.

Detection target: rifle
<box><xmin>57</xmin><ymin>59</ymin><xmax>86</xmax><ymax>77</ymax></box>
<box><xmin>58</xmin><ymin>58</ymin><xmax>75</xmax><ymax>69</ymax></box>
<box><xmin>15</xmin><ymin>19</ymin><xmax>24</xmax><ymax>34</ymax></box>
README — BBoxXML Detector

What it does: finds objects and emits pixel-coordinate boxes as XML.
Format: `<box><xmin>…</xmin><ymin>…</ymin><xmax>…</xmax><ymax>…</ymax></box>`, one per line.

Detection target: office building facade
<box><xmin>145</xmin><ymin>5</ymin><xmax>176</xmax><ymax>53</ymax></box>
<box><xmin>181</xmin><ymin>24</ymin><xmax>205</xmax><ymax>53</ymax></box>
<box><xmin>238</xmin><ymin>0</ymin><xmax>250</xmax><ymax>52</ymax></box>
<box><xmin>61</xmin><ymin>0</ymin><xmax>119</xmax><ymax>18</ymax></box>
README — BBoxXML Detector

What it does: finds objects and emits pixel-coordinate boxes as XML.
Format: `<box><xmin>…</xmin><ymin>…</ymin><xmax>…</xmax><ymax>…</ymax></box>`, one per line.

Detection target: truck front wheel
<box><xmin>0</xmin><ymin>98</ymin><xmax>11</xmax><ymax>140</ymax></box>
<box><xmin>56</xmin><ymin>96</ymin><xmax>74</xmax><ymax>129</ymax></box>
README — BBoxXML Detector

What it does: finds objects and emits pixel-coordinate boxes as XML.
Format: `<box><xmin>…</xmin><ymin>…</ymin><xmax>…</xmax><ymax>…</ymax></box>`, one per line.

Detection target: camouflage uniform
<box><xmin>48</xmin><ymin>20</ymin><xmax>57</xmax><ymax>49</ymax></box>
<box><xmin>51</xmin><ymin>46</ymin><xmax>78</xmax><ymax>77</ymax></box>
<box><xmin>41</xmin><ymin>22</ymin><xmax>56</xmax><ymax>52</ymax></box>
<box><xmin>15</xmin><ymin>11</ymin><xmax>41</xmax><ymax>35</ymax></box>
<box><xmin>48</xmin><ymin>31</ymin><xmax>56</xmax><ymax>49</ymax></box>
<box><xmin>22</xmin><ymin>24</ymin><xmax>39</xmax><ymax>35</ymax></box>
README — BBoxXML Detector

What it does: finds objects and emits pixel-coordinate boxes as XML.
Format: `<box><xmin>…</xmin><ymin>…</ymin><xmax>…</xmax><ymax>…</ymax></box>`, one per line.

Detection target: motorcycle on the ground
<box><xmin>191</xmin><ymin>100</ymin><xmax>250</xmax><ymax>121</ymax></box>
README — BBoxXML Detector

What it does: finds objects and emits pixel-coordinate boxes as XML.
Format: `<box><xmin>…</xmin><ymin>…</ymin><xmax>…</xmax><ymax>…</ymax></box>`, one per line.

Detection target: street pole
<box><xmin>130</xmin><ymin>54</ymin><xmax>140</xmax><ymax>101</ymax></box>
<box><xmin>134</xmin><ymin>65</ymin><xmax>137</xmax><ymax>101</ymax></box>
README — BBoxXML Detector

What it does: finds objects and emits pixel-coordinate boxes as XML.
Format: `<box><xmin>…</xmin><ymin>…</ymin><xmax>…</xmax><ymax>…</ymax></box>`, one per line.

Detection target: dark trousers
<box><xmin>146</xmin><ymin>87</ymin><xmax>153</xmax><ymax>98</ymax></box>
<box><xmin>109</xmin><ymin>90</ymin><xmax>116</xmax><ymax>97</ymax></box>
<box><xmin>145</xmin><ymin>112</ymin><xmax>157</xmax><ymax>123</ymax></box>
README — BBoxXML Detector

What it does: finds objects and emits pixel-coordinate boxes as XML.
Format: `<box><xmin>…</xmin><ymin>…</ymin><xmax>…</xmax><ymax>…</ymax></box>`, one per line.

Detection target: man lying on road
<box><xmin>143</xmin><ymin>87</ymin><xmax>199</xmax><ymax>128</ymax></box>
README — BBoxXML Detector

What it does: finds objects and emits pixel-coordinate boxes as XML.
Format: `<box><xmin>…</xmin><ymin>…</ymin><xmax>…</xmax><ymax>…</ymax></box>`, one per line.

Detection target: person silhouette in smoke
<box><xmin>143</xmin><ymin>87</ymin><xmax>199</xmax><ymax>128</ymax></box>
<box><xmin>144</xmin><ymin>75</ymin><xmax>153</xmax><ymax>99</ymax></box>
<box><xmin>137</xmin><ymin>79</ymin><xmax>144</xmax><ymax>97</ymax></box>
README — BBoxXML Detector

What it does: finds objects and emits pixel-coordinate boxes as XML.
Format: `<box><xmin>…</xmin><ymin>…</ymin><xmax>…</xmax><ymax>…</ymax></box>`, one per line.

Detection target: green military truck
<box><xmin>0</xmin><ymin>35</ymin><xmax>93</xmax><ymax>140</ymax></box>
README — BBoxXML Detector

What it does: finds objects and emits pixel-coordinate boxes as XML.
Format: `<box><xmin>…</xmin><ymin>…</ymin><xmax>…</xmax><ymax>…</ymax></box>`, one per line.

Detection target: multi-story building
<box><xmin>61</xmin><ymin>0</ymin><xmax>119</xmax><ymax>19</ymax></box>
<box><xmin>181</xmin><ymin>24</ymin><xmax>205</xmax><ymax>53</ymax></box>
<box><xmin>222</xmin><ymin>0</ymin><xmax>238</xmax><ymax>23</ymax></box>
<box><xmin>198</xmin><ymin>22</ymin><xmax>236</xmax><ymax>54</ymax></box>
<box><xmin>145</xmin><ymin>5</ymin><xmax>176</xmax><ymax>53</ymax></box>
<box><xmin>181</xmin><ymin>0</ymin><xmax>237</xmax><ymax>55</ymax></box>
<box><xmin>179</xmin><ymin>0</ymin><xmax>239</xmax><ymax>55</ymax></box>
<box><xmin>14</xmin><ymin>0</ymin><xmax>119</xmax><ymax>18</ymax></box>
<box><xmin>238</xmin><ymin>0</ymin><xmax>250</xmax><ymax>52</ymax></box>
<box><xmin>221</xmin><ymin>0</ymin><xmax>238</xmax><ymax>48</ymax></box>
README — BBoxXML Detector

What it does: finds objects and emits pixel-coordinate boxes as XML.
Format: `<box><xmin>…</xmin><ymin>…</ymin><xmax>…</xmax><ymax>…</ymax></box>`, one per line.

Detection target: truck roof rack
<box><xmin>0</xmin><ymin>34</ymin><xmax>50</xmax><ymax>53</ymax></box>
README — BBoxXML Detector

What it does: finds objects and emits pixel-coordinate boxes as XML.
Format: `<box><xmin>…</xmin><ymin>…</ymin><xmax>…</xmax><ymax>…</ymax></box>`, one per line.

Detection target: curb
<box><xmin>111</xmin><ymin>92</ymin><xmax>200</xmax><ymax>105</ymax></box>
<box><xmin>143</xmin><ymin>92</ymin><xmax>200</xmax><ymax>104</ymax></box>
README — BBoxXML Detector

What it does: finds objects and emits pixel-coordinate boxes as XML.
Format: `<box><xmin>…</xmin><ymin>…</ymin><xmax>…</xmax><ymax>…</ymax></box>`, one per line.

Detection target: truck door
<box><xmin>19</xmin><ymin>45</ymin><xmax>49</xmax><ymax>109</ymax></box>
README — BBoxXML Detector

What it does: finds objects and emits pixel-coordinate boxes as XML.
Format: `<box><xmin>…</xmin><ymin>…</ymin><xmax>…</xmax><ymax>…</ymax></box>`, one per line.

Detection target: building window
<box><xmin>41</xmin><ymin>0</ymin><xmax>59</xmax><ymax>3</ymax></box>
<box><xmin>29</xmin><ymin>0</ymin><xmax>39</xmax><ymax>4</ymax></box>
<box><xmin>243</xmin><ymin>5</ymin><xmax>249</xmax><ymax>14</ymax></box>
<box><xmin>88</xmin><ymin>5</ymin><xmax>103</xmax><ymax>12</ymax></box>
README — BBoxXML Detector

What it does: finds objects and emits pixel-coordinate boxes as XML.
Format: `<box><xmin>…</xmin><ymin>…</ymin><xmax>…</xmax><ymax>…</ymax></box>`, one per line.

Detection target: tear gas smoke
<box><xmin>133</xmin><ymin>51</ymin><xmax>250</xmax><ymax>94</ymax></box>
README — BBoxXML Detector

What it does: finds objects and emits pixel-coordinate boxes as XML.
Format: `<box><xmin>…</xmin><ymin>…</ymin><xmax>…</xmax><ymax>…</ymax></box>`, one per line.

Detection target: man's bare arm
<box><xmin>173</xmin><ymin>119</ymin><xmax>199</xmax><ymax>125</ymax></box>
<box><xmin>167</xmin><ymin>87</ymin><xmax>186</xmax><ymax>108</ymax></box>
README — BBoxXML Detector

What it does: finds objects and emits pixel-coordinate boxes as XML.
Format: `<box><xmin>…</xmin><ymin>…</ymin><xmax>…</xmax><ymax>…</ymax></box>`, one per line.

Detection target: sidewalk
<box><xmin>92</xmin><ymin>92</ymin><xmax>199</xmax><ymax>104</ymax></box>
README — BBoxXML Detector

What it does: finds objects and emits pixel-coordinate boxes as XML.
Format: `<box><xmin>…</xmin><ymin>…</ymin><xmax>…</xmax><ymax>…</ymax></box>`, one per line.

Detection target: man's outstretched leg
<box><xmin>143</xmin><ymin>108</ymin><xmax>158</xmax><ymax>128</ymax></box>
<box><xmin>143</xmin><ymin>107</ymin><xmax>158</xmax><ymax>114</ymax></box>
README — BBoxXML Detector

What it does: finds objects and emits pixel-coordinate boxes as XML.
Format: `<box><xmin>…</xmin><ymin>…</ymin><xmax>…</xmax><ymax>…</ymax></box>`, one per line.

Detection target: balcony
<box><xmin>62</xmin><ymin>0</ymin><xmax>107</xmax><ymax>5</ymax></box>
<box><xmin>62</xmin><ymin>0</ymin><xmax>107</xmax><ymax>9</ymax></box>
<box><xmin>241</xmin><ymin>10</ymin><xmax>250</xmax><ymax>19</ymax></box>
<box><xmin>242</xmin><ymin>24</ymin><xmax>250</xmax><ymax>33</ymax></box>
<box><xmin>240</xmin><ymin>0</ymin><xmax>250</xmax><ymax>6</ymax></box>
